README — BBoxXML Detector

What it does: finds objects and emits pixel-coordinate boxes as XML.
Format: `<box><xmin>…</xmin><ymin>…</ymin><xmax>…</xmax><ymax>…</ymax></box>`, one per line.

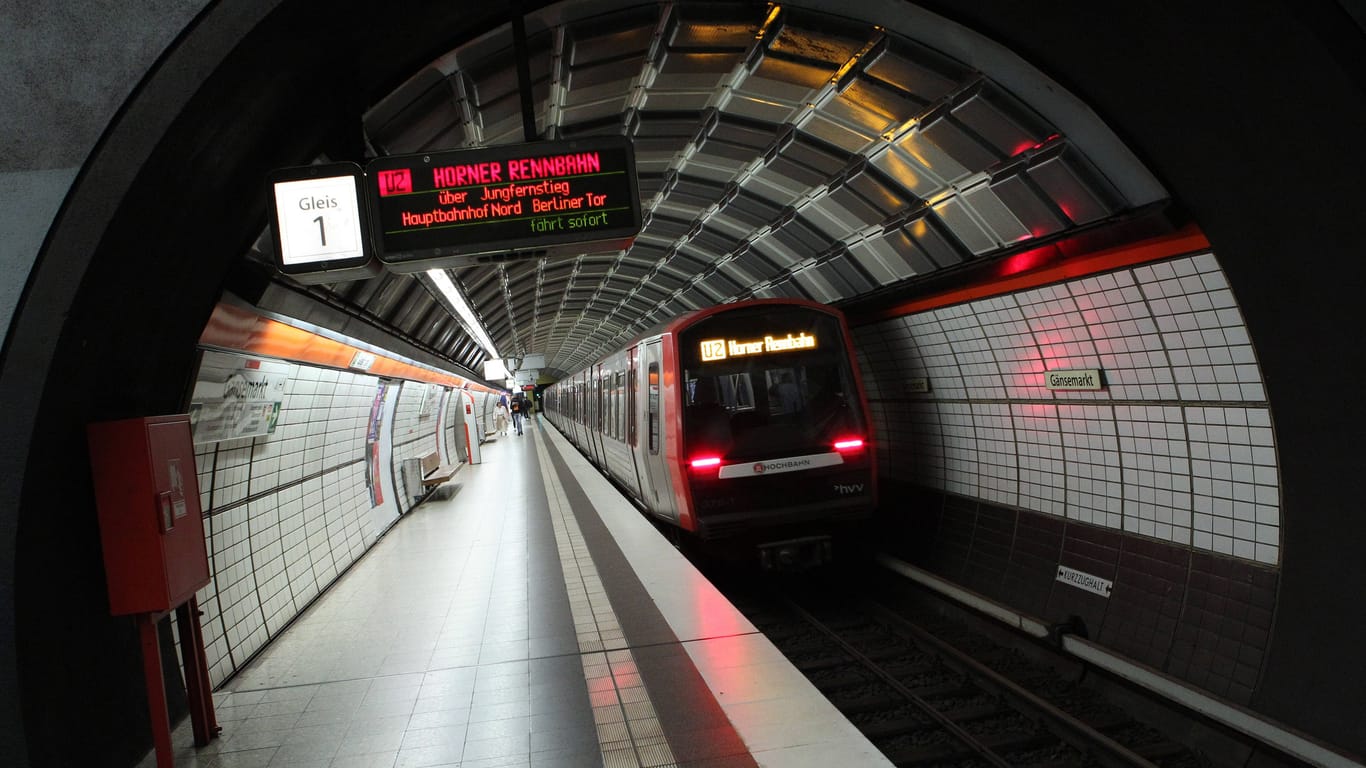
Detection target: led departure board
<box><xmin>366</xmin><ymin>136</ymin><xmax>641</xmax><ymax>271</ymax></box>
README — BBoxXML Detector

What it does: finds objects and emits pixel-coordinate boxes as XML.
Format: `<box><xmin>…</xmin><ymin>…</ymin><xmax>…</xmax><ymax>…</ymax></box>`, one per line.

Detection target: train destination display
<box><xmin>267</xmin><ymin>162</ymin><xmax>380</xmax><ymax>283</ymax></box>
<box><xmin>366</xmin><ymin>136</ymin><xmax>641</xmax><ymax>270</ymax></box>
<box><xmin>699</xmin><ymin>332</ymin><xmax>819</xmax><ymax>362</ymax></box>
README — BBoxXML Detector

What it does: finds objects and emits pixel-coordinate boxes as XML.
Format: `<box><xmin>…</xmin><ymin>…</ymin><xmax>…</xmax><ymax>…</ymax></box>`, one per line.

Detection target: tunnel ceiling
<box><xmin>247</xmin><ymin>1</ymin><xmax>1167</xmax><ymax>382</ymax></box>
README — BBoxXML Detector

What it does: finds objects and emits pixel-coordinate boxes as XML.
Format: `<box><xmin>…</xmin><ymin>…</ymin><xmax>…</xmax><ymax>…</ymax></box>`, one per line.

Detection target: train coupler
<box><xmin>758</xmin><ymin>535</ymin><xmax>834</xmax><ymax>571</ymax></box>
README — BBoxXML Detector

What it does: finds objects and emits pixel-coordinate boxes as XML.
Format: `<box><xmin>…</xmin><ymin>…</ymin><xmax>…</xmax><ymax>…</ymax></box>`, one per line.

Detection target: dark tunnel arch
<box><xmin>3</xmin><ymin>1</ymin><xmax>1366</xmax><ymax>764</ymax></box>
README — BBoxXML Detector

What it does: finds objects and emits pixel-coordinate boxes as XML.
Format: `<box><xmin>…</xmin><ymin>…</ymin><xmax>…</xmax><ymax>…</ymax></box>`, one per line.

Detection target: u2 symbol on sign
<box><xmin>700</xmin><ymin>339</ymin><xmax>727</xmax><ymax>362</ymax></box>
<box><xmin>377</xmin><ymin>169</ymin><xmax>413</xmax><ymax>197</ymax></box>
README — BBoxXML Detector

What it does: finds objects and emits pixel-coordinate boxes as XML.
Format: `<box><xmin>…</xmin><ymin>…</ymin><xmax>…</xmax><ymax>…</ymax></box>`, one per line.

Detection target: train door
<box><xmin>581</xmin><ymin>372</ymin><xmax>591</xmax><ymax>449</ymax></box>
<box><xmin>574</xmin><ymin>373</ymin><xmax>586</xmax><ymax>446</ymax></box>
<box><xmin>627</xmin><ymin>345</ymin><xmax>647</xmax><ymax>500</ymax></box>
<box><xmin>590</xmin><ymin>364</ymin><xmax>606</xmax><ymax>464</ymax></box>
<box><xmin>638</xmin><ymin>339</ymin><xmax>677</xmax><ymax>523</ymax></box>
<box><xmin>598</xmin><ymin>367</ymin><xmax>610</xmax><ymax>458</ymax></box>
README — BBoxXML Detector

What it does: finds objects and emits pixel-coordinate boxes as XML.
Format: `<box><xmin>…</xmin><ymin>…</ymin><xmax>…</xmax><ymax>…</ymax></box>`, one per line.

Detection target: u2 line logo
<box><xmin>700</xmin><ymin>339</ymin><xmax>727</xmax><ymax>362</ymax></box>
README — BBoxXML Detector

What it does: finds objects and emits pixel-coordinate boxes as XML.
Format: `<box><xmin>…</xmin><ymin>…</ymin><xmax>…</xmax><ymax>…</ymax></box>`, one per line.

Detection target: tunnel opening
<box><xmin>7</xmin><ymin>1</ymin><xmax>1366</xmax><ymax>766</ymax></box>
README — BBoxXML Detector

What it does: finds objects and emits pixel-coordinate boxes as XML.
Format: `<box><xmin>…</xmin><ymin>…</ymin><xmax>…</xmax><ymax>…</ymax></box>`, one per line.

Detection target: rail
<box><xmin>877</xmin><ymin>554</ymin><xmax>1364</xmax><ymax>768</ymax></box>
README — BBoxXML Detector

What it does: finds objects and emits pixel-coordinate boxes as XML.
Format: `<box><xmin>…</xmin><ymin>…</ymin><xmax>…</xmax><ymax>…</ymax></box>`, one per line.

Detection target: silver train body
<box><xmin>544</xmin><ymin>299</ymin><xmax>877</xmax><ymax>556</ymax></box>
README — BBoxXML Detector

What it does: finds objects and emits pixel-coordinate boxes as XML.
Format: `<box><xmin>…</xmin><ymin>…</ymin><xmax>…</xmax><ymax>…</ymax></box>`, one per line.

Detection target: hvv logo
<box><xmin>834</xmin><ymin>483</ymin><xmax>864</xmax><ymax>495</ymax></box>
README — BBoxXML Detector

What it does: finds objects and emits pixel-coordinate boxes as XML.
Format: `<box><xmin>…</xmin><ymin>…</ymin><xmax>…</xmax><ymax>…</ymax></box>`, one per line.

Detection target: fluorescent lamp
<box><xmin>427</xmin><ymin>269</ymin><xmax>501</xmax><ymax>366</ymax></box>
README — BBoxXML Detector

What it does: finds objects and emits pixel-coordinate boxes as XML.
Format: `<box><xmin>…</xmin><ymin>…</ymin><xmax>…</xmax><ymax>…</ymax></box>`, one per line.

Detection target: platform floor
<box><xmin>145</xmin><ymin>416</ymin><xmax>891</xmax><ymax>767</ymax></box>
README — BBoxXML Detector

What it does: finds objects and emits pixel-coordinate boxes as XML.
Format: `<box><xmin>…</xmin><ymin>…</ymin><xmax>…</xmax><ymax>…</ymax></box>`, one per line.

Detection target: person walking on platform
<box><xmin>495</xmin><ymin>392</ymin><xmax>511</xmax><ymax>436</ymax></box>
<box><xmin>509</xmin><ymin>396</ymin><xmax>524</xmax><ymax>436</ymax></box>
<box><xmin>495</xmin><ymin>400</ymin><xmax>509</xmax><ymax>436</ymax></box>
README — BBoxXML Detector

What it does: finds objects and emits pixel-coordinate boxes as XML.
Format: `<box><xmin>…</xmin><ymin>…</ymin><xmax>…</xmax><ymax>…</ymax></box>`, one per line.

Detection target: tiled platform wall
<box><xmin>854</xmin><ymin>252</ymin><xmax>1281</xmax><ymax>704</ymax></box>
<box><xmin>188</xmin><ymin>364</ymin><xmax>472</xmax><ymax>685</ymax></box>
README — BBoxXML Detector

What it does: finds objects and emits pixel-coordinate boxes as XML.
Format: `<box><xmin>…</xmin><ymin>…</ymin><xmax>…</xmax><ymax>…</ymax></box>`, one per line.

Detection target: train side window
<box><xmin>648</xmin><ymin>362</ymin><xmax>660</xmax><ymax>455</ymax></box>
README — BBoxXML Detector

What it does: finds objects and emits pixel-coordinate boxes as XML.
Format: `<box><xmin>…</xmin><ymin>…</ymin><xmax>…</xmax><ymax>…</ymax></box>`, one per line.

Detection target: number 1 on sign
<box><xmin>313</xmin><ymin>216</ymin><xmax>327</xmax><ymax>246</ymax></box>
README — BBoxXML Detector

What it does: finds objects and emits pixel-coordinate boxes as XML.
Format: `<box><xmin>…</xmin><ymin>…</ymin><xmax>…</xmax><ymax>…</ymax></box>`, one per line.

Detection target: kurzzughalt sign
<box><xmin>1056</xmin><ymin>565</ymin><xmax>1113</xmax><ymax>597</ymax></box>
<box><xmin>1044</xmin><ymin>369</ymin><xmax>1104</xmax><ymax>390</ymax></box>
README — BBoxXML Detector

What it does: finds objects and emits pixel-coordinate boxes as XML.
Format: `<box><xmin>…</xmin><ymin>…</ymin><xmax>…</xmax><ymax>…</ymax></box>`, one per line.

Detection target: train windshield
<box><xmin>678</xmin><ymin>307</ymin><xmax>865</xmax><ymax>460</ymax></box>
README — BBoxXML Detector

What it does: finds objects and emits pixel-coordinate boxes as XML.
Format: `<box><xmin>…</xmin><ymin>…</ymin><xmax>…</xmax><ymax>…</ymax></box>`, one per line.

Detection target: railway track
<box><xmin>724</xmin><ymin>577</ymin><xmax>1207</xmax><ymax>768</ymax></box>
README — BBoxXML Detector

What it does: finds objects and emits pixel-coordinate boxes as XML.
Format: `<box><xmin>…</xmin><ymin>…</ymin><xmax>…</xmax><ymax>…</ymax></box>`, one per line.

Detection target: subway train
<box><xmin>544</xmin><ymin>298</ymin><xmax>877</xmax><ymax>568</ymax></box>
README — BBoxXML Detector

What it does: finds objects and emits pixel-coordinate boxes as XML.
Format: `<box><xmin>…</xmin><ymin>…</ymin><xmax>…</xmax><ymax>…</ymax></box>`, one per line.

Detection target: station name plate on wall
<box><xmin>1044</xmin><ymin>369</ymin><xmax>1104</xmax><ymax>390</ymax></box>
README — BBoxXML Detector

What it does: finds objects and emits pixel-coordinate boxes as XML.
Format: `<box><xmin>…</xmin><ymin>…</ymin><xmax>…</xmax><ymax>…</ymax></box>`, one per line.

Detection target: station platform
<box><xmin>144</xmin><ymin>416</ymin><xmax>891</xmax><ymax>768</ymax></box>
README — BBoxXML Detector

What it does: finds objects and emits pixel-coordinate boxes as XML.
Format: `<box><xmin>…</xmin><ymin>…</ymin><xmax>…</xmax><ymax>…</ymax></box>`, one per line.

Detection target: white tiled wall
<box><xmin>390</xmin><ymin>381</ymin><xmax>445</xmax><ymax>514</ymax></box>
<box><xmin>190</xmin><ymin>361</ymin><xmax>403</xmax><ymax>685</ymax></box>
<box><xmin>1012</xmin><ymin>403</ymin><xmax>1065</xmax><ymax>516</ymax></box>
<box><xmin>856</xmin><ymin>252</ymin><xmax>1281</xmax><ymax>564</ymax></box>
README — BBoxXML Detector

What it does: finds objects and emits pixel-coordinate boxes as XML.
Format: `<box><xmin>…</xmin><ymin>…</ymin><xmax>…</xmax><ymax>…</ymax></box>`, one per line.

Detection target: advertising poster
<box><xmin>365</xmin><ymin>381</ymin><xmax>388</xmax><ymax>507</ymax></box>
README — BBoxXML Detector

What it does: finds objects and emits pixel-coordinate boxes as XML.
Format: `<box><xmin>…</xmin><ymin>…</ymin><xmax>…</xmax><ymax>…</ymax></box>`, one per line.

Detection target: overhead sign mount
<box><xmin>366</xmin><ymin>136</ymin><xmax>642</xmax><ymax>271</ymax></box>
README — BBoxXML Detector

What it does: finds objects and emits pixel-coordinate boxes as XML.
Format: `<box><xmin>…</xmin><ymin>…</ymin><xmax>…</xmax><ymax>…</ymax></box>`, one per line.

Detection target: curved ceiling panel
<box><xmin>254</xmin><ymin>0</ymin><xmax>1165</xmax><ymax>381</ymax></box>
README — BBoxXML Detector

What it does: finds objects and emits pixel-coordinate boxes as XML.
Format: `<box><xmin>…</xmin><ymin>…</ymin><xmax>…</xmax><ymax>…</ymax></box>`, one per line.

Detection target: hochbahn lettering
<box><xmin>366</xmin><ymin>136</ymin><xmax>641</xmax><ymax>270</ymax></box>
<box><xmin>717</xmin><ymin>451</ymin><xmax>845</xmax><ymax>479</ymax></box>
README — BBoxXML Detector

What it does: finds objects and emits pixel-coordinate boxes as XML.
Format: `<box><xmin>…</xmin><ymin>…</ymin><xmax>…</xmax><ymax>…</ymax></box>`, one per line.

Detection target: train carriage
<box><xmin>545</xmin><ymin>298</ymin><xmax>877</xmax><ymax>567</ymax></box>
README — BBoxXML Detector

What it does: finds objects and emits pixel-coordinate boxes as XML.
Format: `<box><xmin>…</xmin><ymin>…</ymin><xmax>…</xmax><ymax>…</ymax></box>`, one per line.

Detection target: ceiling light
<box><xmin>427</xmin><ymin>269</ymin><xmax>504</xmax><ymax>370</ymax></box>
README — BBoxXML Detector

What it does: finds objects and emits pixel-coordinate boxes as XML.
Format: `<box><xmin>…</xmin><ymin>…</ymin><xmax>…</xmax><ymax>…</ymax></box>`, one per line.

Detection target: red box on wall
<box><xmin>87</xmin><ymin>415</ymin><xmax>211</xmax><ymax>615</ymax></box>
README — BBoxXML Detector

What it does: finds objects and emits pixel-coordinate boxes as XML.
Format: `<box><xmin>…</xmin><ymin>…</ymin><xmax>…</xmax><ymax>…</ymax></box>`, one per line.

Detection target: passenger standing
<box><xmin>495</xmin><ymin>400</ymin><xmax>509</xmax><ymax>435</ymax></box>
<box><xmin>496</xmin><ymin>392</ymin><xmax>510</xmax><ymax>435</ymax></box>
<box><xmin>510</xmin><ymin>396</ymin><xmax>523</xmax><ymax>436</ymax></box>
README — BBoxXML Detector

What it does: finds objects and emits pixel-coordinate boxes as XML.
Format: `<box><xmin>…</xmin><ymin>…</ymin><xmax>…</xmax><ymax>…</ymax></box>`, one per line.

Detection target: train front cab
<box><xmin>674</xmin><ymin>303</ymin><xmax>877</xmax><ymax>568</ymax></box>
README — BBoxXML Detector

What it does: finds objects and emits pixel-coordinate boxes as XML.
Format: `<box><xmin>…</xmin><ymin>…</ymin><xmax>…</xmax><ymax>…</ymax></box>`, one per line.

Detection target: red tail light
<box><xmin>690</xmin><ymin>456</ymin><xmax>722</xmax><ymax>470</ymax></box>
<box><xmin>833</xmin><ymin>437</ymin><xmax>865</xmax><ymax>452</ymax></box>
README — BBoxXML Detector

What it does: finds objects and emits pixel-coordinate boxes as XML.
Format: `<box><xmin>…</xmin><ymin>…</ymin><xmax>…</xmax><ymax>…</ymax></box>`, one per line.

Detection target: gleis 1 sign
<box><xmin>267</xmin><ymin>162</ymin><xmax>380</xmax><ymax>284</ymax></box>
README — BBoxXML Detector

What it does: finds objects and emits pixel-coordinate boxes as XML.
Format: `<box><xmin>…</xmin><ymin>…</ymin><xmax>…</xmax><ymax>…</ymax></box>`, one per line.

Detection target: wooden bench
<box><xmin>421</xmin><ymin>451</ymin><xmax>459</xmax><ymax>489</ymax></box>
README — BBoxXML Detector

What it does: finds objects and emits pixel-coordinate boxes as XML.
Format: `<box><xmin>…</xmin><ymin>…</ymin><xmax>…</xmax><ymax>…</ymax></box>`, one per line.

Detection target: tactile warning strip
<box><xmin>535</xmin><ymin>430</ymin><xmax>680</xmax><ymax>768</ymax></box>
